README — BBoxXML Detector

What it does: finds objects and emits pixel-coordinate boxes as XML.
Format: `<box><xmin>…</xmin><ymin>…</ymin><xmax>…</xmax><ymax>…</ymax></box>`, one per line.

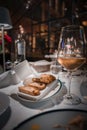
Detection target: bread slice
<box><xmin>40</xmin><ymin>74</ymin><xmax>56</xmax><ymax>84</ymax></box>
<box><xmin>18</xmin><ymin>86</ymin><xmax>40</xmax><ymax>96</ymax></box>
<box><xmin>32</xmin><ymin>78</ymin><xmax>41</xmax><ymax>82</ymax></box>
<box><xmin>28</xmin><ymin>82</ymin><xmax>46</xmax><ymax>90</ymax></box>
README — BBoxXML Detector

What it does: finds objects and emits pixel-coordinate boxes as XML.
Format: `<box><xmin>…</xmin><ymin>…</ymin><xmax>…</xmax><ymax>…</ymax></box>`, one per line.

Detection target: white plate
<box><xmin>0</xmin><ymin>92</ymin><xmax>10</xmax><ymax>116</ymax></box>
<box><xmin>13</xmin><ymin>109</ymin><xmax>87</xmax><ymax>130</ymax></box>
<box><xmin>17</xmin><ymin>80</ymin><xmax>62</xmax><ymax>102</ymax></box>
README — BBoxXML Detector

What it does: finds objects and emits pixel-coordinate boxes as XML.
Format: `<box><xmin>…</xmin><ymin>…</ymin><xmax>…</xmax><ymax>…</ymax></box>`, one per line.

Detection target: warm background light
<box><xmin>82</xmin><ymin>21</ymin><xmax>87</xmax><ymax>26</ymax></box>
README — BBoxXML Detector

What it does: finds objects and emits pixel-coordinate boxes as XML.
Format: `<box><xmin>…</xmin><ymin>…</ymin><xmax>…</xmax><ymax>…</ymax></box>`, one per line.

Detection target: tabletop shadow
<box><xmin>80</xmin><ymin>80</ymin><xmax>87</xmax><ymax>96</ymax></box>
<box><xmin>0</xmin><ymin>106</ymin><xmax>11</xmax><ymax>129</ymax></box>
<box><xmin>10</xmin><ymin>93</ymin><xmax>54</xmax><ymax>110</ymax></box>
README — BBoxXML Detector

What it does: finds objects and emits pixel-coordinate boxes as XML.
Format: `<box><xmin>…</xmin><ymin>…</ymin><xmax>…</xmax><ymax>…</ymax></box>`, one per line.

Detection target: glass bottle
<box><xmin>15</xmin><ymin>34</ymin><xmax>26</xmax><ymax>63</ymax></box>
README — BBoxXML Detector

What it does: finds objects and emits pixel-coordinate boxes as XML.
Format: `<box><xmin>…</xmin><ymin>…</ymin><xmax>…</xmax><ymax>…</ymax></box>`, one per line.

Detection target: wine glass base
<box><xmin>63</xmin><ymin>93</ymin><xmax>81</xmax><ymax>105</ymax></box>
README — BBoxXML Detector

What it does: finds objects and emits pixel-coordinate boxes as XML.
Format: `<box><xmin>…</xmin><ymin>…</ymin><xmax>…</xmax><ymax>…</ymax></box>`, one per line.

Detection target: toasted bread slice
<box><xmin>40</xmin><ymin>74</ymin><xmax>56</xmax><ymax>84</ymax></box>
<box><xmin>28</xmin><ymin>82</ymin><xmax>46</xmax><ymax>90</ymax></box>
<box><xmin>18</xmin><ymin>86</ymin><xmax>40</xmax><ymax>96</ymax></box>
<box><xmin>32</xmin><ymin>78</ymin><xmax>41</xmax><ymax>82</ymax></box>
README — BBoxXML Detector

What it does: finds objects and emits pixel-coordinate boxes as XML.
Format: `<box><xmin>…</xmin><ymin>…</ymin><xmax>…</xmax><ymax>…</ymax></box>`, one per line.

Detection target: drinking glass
<box><xmin>57</xmin><ymin>25</ymin><xmax>86</xmax><ymax>105</ymax></box>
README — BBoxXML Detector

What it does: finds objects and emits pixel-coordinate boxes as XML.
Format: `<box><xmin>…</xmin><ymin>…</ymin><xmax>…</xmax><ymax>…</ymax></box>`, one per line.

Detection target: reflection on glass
<box><xmin>57</xmin><ymin>25</ymin><xmax>86</xmax><ymax>105</ymax></box>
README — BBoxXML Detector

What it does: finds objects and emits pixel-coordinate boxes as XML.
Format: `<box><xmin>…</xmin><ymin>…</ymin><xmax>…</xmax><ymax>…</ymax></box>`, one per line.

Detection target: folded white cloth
<box><xmin>14</xmin><ymin>60</ymin><xmax>32</xmax><ymax>80</ymax></box>
<box><xmin>0</xmin><ymin>70</ymin><xmax>21</xmax><ymax>88</ymax></box>
<box><xmin>0</xmin><ymin>60</ymin><xmax>33</xmax><ymax>88</ymax></box>
<box><xmin>0</xmin><ymin>71</ymin><xmax>10</xmax><ymax>88</ymax></box>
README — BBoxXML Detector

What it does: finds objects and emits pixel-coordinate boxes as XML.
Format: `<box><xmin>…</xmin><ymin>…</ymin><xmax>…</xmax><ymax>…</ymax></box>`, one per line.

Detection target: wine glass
<box><xmin>57</xmin><ymin>25</ymin><xmax>86</xmax><ymax>105</ymax></box>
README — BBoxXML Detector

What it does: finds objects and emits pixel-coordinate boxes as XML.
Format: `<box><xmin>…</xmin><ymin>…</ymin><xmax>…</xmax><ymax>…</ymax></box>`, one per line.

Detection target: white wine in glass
<box><xmin>57</xmin><ymin>25</ymin><xmax>86</xmax><ymax>105</ymax></box>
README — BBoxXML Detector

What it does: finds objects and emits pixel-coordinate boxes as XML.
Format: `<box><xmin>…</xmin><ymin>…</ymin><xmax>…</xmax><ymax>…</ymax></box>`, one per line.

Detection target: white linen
<box><xmin>0</xmin><ymin>60</ymin><xmax>32</xmax><ymax>88</ymax></box>
<box><xmin>14</xmin><ymin>60</ymin><xmax>32</xmax><ymax>80</ymax></box>
<box><xmin>0</xmin><ymin>71</ymin><xmax>10</xmax><ymax>88</ymax></box>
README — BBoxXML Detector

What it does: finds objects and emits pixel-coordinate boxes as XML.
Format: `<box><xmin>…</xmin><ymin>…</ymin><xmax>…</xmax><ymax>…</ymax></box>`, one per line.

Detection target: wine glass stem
<box><xmin>67</xmin><ymin>71</ymin><xmax>72</xmax><ymax>99</ymax></box>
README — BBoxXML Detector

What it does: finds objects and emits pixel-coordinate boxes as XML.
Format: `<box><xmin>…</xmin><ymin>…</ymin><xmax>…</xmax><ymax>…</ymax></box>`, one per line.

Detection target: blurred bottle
<box><xmin>15</xmin><ymin>34</ymin><xmax>26</xmax><ymax>62</ymax></box>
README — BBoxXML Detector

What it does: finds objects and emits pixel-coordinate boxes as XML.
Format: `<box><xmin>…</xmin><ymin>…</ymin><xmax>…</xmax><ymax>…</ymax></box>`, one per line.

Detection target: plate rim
<box><xmin>17</xmin><ymin>79</ymin><xmax>62</xmax><ymax>103</ymax></box>
<box><xmin>13</xmin><ymin>108</ymin><xmax>87</xmax><ymax>130</ymax></box>
<box><xmin>0</xmin><ymin>92</ymin><xmax>10</xmax><ymax>116</ymax></box>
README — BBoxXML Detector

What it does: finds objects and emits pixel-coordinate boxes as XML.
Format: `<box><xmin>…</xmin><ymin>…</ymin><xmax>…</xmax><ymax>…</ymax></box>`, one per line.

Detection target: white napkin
<box><xmin>0</xmin><ymin>60</ymin><xmax>33</xmax><ymax>88</ymax></box>
<box><xmin>0</xmin><ymin>70</ymin><xmax>21</xmax><ymax>88</ymax></box>
<box><xmin>0</xmin><ymin>71</ymin><xmax>10</xmax><ymax>88</ymax></box>
<box><xmin>14</xmin><ymin>60</ymin><xmax>32</xmax><ymax>80</ymax></box>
